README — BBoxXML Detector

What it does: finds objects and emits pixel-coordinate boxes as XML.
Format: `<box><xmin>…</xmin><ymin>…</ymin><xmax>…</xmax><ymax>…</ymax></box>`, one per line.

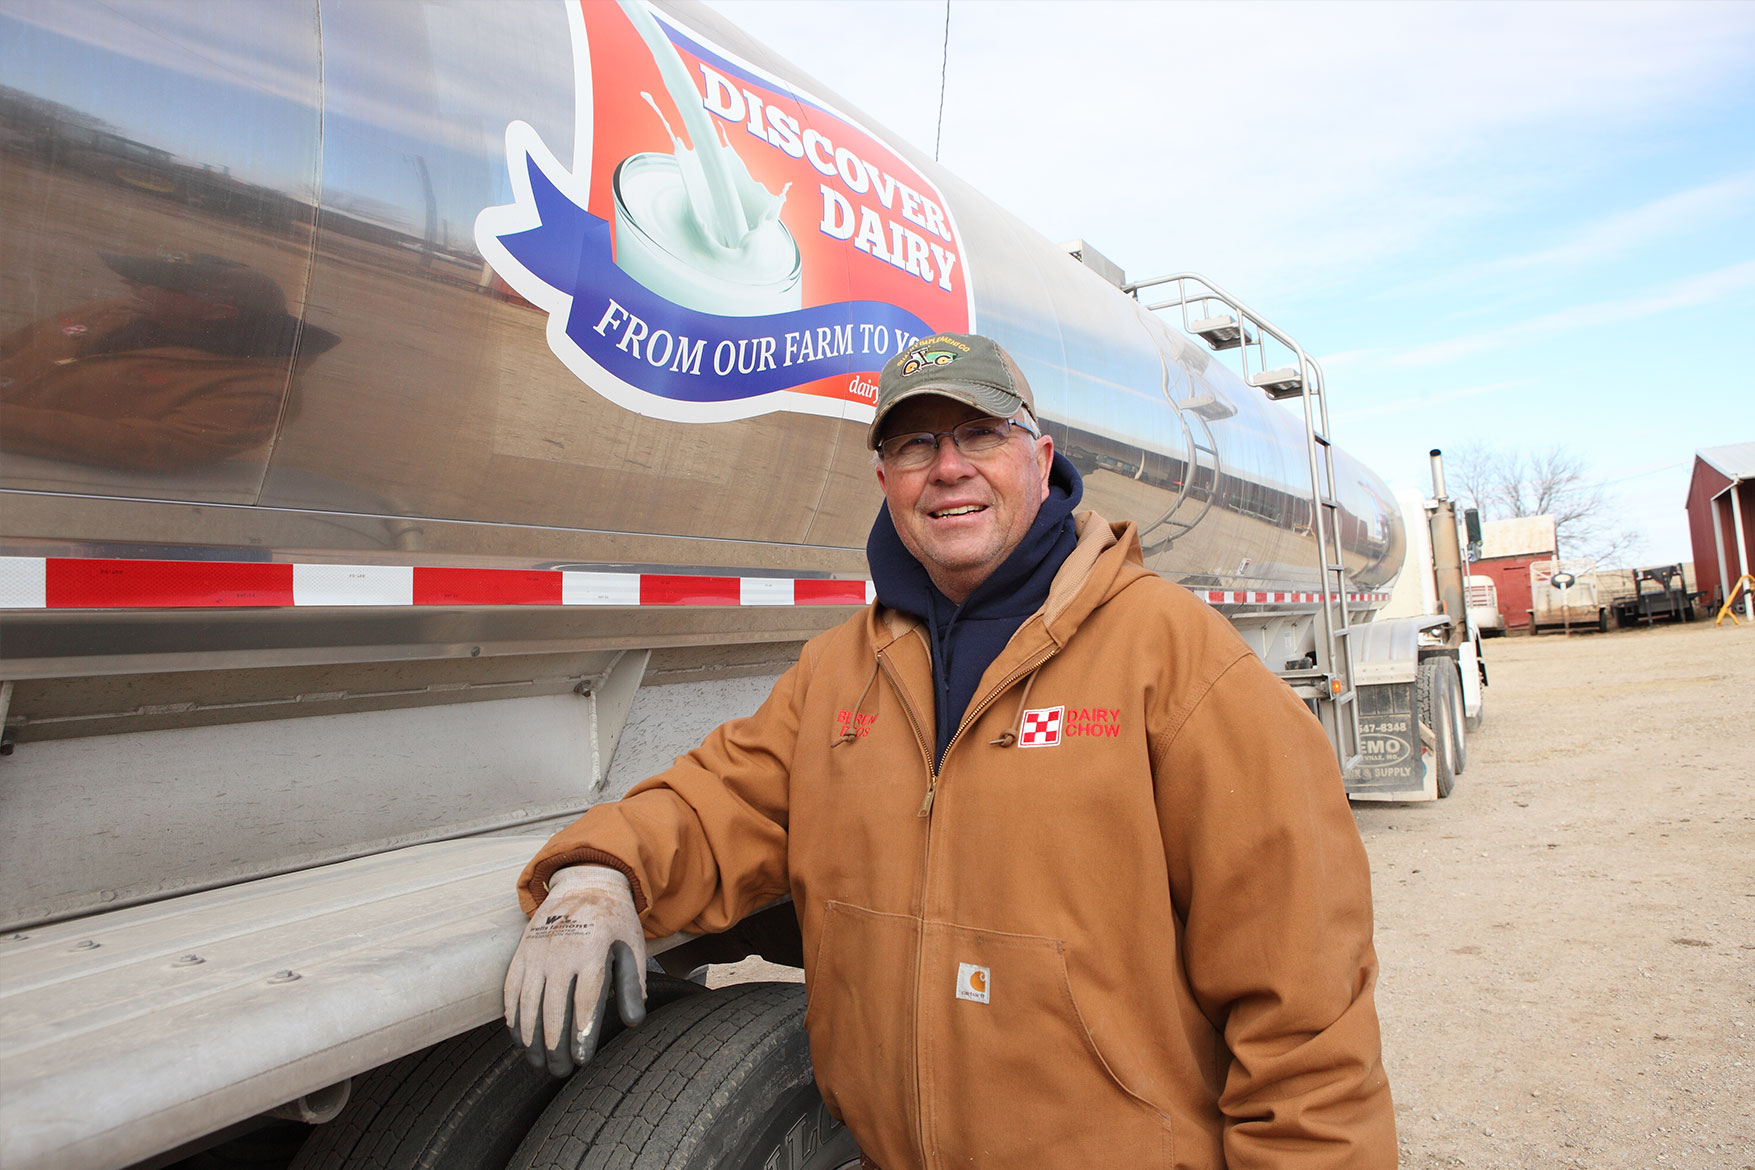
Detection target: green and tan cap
<box><xmin>867</xmin><ymin>331</ymin><xmax>1038</xmax><ymax>449</ymax></box>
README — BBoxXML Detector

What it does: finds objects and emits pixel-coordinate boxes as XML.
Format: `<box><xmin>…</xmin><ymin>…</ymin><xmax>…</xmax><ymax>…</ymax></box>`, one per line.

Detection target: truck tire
<box><xmin>1417</xmin><ymin>659</ymin><xmax>1458</xmax><ymax>799</ymax></box>
<box><xmin>1445</xmin><ymin>660</ymin><xmax>1468</xmax><ymax>776</ymax></box>
<box><xmin>507</xmin><ymin>981</ymin><xmax>861</xmax><ymax>1170</ymax></box>
<box><xmin>291</xmin><ymin>976</ymin><xmax>706</xmax><ymax>1170</ymax></box>
<box><xmin>286</xmin><ymin>1021</ymin><xmax>560</xmax><ymax>1170</ymax></box>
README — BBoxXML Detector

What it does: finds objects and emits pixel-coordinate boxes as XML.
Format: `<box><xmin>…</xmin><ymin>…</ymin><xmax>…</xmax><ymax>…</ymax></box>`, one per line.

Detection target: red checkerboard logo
<box><xmin>1018</xmin><ymin>706</ymin><xmax>1064</xmax><ymax>748</ymax></box>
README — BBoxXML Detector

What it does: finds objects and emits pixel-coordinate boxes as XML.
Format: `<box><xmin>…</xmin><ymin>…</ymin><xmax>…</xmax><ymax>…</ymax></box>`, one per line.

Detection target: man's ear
<box><xmin>1034</xmin><ymin>434</ymin><xmax>1053</xmax><ymax>502</ymax></box>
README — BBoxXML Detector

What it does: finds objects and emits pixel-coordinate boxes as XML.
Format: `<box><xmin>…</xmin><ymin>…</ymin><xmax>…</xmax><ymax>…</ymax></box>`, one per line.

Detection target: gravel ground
<box><xmin>715</xmin><ymin>617</ymin><xmax>1755</xmax><ymax>1166</ymax></box>
<box><xmin>1359</xmin><ymin>618</ymin><xmax>1755</xmax><ymax>1168</ymax></box>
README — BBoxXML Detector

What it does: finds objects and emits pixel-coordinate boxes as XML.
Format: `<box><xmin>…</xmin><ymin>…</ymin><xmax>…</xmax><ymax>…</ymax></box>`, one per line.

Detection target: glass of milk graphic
<box><xmin>612</xmin><ymin>2</ymin><xmax>801</xmax><ymax>317</ymax></box>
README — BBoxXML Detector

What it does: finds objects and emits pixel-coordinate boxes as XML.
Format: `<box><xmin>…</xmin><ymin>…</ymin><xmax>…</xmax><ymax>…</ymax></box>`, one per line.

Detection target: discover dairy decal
<box><xmin>476</xmin><ymin>0</ymin><xmax>974</xmax><ymax>424</ymax></box>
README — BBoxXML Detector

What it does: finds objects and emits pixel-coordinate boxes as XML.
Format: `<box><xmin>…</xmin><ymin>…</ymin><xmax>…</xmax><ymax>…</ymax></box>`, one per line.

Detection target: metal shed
<box><xmin>1687</xmin><ymin>443</ymin><xmax>1755</xmax><ymax>621</ymax></box>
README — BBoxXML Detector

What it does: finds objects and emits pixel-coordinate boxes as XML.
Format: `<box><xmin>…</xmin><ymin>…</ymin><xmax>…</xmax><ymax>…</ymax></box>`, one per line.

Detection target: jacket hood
<box><xmin>1040</xmin><ymin>515</ymin><xmax>1150</xmax><ymax>642</ymax></box>
<box><xmin>865</xmin><ymin>511</ymin><xmax>1151</xmax><ymax>654</ymax></box>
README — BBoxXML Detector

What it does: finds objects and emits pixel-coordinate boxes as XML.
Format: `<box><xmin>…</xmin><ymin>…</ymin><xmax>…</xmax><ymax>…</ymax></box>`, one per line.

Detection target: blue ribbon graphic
<box><xmin>494</xmin><ymin>151</ymin><xmax>930</xmax><ymax>404</ymax></box>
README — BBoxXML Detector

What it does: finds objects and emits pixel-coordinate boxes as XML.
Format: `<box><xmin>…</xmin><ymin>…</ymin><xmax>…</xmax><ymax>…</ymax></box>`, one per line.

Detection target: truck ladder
<box><xmin>1122</xmin><ymin>272</ymin><xmax>1362</xmax><ymax>777</ymax></box>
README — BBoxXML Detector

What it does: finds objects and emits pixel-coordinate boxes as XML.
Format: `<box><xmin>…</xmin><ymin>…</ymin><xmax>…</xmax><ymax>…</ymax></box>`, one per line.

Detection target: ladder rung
<box><xmin>1249</xmin><ymin>367</ymin><xmax>1304</xmax><ymax>398</ymax></box>
<box><xmin>1190</xmin><ymin>316</ymin><xmax>1253</xmax><ymax>350</ymax></box>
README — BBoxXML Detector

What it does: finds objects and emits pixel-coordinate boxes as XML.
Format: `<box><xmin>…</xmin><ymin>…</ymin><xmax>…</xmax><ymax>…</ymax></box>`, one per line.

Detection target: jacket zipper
<box><xmin>916</xmin><ymin>643</ymin><xmax>1056</xmax><ymax>816</ymax></box>
<box><xmin>877</xmin><ymin>635</ymin><xmax>1058</xmax><ymax>1169</ymax></box>
<box><xmin>876</xmin><ymin>647</ymin><xmax>938</xmax><ymax>1168</ymax></box>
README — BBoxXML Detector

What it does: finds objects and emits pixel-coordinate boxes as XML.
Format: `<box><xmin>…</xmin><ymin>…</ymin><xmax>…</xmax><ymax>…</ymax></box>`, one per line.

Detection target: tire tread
<box><xmin>289</xmin><ymin>1022</ymin><xmax>558</xmax><ymax>1170</ymax></box>
<box><xmin>510</xmin><ymin>983</ymin><xmax>814</xmax><ymax>1170</ymax></box>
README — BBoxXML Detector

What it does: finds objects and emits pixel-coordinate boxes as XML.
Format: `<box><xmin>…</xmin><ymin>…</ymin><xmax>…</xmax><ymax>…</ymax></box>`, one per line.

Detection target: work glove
<box><xmin>504</xmin><ymin>864</ymin><xmax>648</xmax><ymax>1077</ymax></box>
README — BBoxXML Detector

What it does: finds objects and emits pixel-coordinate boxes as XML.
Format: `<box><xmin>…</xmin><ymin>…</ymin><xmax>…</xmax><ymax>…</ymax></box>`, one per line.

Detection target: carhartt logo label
<box><xmin>1018</xmin><ymin>706</ymin><xmax>1063</xmax><ymax>747</ymax></box>
<box><xmin>955</xmin><ymin>962</ymin><xmax>990</xmax><ymax>1004</ymax></box>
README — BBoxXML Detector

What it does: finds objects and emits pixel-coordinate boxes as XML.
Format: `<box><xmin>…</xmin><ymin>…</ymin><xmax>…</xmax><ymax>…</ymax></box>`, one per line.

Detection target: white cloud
<box><xmin>1385</xmin><ymin>257</ymin><xmax>1755</xmax><ymax>367</ymax></box>
<box><xmin>1317</xmin><ymin>347</ymin><xmax>1391</xmax><ymax>373</ymax></box>
<box><xmin>1393</xmin><ymin>171</ymin><xmax>1755</xmax><ymax>300</ymax></box>
<box><xmin>1333</xmin><ymin>379</ymin><xmax>1531</xmax><ymax>422</ymax></box>
<box><xmin>707</xmin><ymin>0</ymin><xmax>1755</xmax><ymax>297</ymax></box>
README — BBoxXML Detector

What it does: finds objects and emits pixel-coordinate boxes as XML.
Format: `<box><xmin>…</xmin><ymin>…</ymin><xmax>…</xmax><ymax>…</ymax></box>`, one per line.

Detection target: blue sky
<box><xmin>706</xmin><ymin>0</ymin><xmax>1755</xmax><ymax>567</ymax></box>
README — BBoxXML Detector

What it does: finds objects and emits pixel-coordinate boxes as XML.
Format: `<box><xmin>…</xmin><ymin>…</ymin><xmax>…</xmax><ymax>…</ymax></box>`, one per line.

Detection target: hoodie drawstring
<box><xmin>832</xmin><ymin>661</ymin><xmax>881</xmax><ymax>747</ymax></box>
<box><xmin>988</xmin><ymin>669</ymin><xmax>1043</xmax><ymax>748</ymax></box>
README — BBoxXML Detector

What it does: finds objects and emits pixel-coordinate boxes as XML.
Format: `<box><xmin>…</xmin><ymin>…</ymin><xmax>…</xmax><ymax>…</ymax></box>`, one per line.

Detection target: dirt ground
<box><xmin>1361</xmin><ymin>618</ymin><xmax>1755</xmax><ymax>1168</ymax></box>
<box><xmin>717</xmin><ymin>617</ymin><xmax>1755</xmax><ymax>1166</ymax></box>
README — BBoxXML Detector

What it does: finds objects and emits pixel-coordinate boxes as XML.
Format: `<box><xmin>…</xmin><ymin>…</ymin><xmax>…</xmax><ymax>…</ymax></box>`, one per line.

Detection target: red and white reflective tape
<box><xmin>0</xmin><ymin>557</ymin><xmax>874</xmax><ymax>610</ymax></box>
<box><xmin>1196</xmin><ymin>589</ymin><xmax>1390</xmax><ymax>606</ymax></box>
<box><xmin>0</xmin><ymin>556</ymin><xmax>1388</xmax><ymax>611</ymax></box>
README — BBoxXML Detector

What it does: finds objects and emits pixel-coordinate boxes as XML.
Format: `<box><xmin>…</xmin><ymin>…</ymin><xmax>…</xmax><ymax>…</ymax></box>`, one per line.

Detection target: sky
<box><xmin>704</xmin><ymin>0</ymin><xmax>1755</xmax><ymax>567</ymax></box>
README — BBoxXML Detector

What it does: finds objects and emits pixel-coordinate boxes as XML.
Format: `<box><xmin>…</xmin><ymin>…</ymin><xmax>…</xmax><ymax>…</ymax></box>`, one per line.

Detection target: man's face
<box><xmin>875</xmin><ymin>396</ymin><xmax>1053</xmax><ymax>603</ymax></box>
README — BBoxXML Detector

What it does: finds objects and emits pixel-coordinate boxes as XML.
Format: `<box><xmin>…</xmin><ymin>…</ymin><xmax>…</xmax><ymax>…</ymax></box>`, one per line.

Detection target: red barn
<box><xmin>1686</xmin><ymin>443</ymin><xmax>1755</xmax><ymax>619</ymax></box>
<box><xmin>1472</xmin><ymin>515</ymin><xmax>1557</xmax><ymax>632</ymax></box>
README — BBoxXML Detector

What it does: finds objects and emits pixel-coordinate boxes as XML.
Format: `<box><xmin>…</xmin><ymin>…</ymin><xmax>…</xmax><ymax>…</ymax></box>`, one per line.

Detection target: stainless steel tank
<box><xmin>0</xmin><ymin>0</ymin><xmax>1403</xmax><ymax>679</ymax></box>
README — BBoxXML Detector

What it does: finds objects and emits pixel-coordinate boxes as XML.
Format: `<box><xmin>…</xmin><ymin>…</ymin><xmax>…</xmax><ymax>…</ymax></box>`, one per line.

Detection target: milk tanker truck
<box><xmin>0</xmin><ymin>2</ymin><xmax>1481</xmax><ymax>1166</ymax></box>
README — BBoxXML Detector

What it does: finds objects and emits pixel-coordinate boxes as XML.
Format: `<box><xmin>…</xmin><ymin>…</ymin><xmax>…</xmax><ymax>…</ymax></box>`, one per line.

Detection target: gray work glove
<box><xmin>504</xmin><ymin>865</ymin><xmax>648</xmax><ymax>1077</ymax></box>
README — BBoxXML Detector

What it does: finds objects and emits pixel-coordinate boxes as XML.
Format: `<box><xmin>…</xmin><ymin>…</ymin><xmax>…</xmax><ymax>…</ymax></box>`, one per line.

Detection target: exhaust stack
<box><xmin>1427</xmin><ymin>448</ymin><xmax>1467</xmax><ymax>644</ymax></box>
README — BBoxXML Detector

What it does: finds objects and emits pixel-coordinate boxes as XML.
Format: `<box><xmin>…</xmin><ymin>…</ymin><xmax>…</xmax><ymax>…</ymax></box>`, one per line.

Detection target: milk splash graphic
<box><xmin>611</xmin><ymin>1</ymin><xmax>799</xmax><ymax>315</ymax></box>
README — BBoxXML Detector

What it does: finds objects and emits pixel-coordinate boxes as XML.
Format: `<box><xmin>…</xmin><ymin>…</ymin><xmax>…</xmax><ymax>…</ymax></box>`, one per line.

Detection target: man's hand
<box><xmin>504</xmin><ymin>865</ymin><xmax>647</xmax><ymax>1077</ymax></box>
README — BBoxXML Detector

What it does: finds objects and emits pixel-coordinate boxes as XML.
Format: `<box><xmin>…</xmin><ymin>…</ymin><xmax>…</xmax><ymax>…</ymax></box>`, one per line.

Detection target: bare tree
<box><xmin>1445</xmin><ymin>441</ymin><xmax>1642</xmax><ymax>567</ymax></box>
<box><xmin>1445</xmin><ymin>440</ymin><xmax>1504</xmax><ymax>520</ymax></box>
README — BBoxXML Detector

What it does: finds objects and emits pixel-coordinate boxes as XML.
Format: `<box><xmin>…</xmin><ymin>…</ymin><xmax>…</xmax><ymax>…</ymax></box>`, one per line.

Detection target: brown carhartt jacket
<box><xmin>0</xmin><ymin>301</ymin><xmax>293</xmax><ymax>470</ymax></box>
<box><xmin>520</xmin><ymin>514</ymin><xmax>1396</xmax><ymax>1169</ymax></box>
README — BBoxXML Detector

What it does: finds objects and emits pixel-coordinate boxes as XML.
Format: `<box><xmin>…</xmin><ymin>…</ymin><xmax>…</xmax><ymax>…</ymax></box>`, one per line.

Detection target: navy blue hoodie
<box><xmin>866</xmin><ymin>450</ymin><xmax>1084</xmax><ymax>767</ymax></box>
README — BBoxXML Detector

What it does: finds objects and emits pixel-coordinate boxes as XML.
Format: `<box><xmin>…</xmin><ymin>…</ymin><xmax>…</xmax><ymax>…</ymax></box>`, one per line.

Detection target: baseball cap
<box><xmin>101</xmin><ymin>252</ymin><xmax>288</xmax><ymax>316</ymax></box>
<box><xmin>867</xmin><ymin>331</ymin><xmax>1037</xmax><ymax>449</ymax></box>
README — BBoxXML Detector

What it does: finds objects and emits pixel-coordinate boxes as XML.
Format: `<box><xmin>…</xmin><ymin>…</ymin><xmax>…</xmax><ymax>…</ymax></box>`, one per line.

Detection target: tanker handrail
<box><xmin>1122</xmin><ymin>270</ymin><xmax>1362</xmax><ymax>777</ymax></box>
<box><xmin>1125</xmin><ymin>271</ymin><xmax>1312</xmax><ymax>384</ymax></box>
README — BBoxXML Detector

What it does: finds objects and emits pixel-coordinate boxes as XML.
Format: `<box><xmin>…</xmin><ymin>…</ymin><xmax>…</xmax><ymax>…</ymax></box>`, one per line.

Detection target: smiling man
<box><xmin>506</xmin><ymin>332</ymin><xmax>1395</xmax><ymax>1168</ymax></box>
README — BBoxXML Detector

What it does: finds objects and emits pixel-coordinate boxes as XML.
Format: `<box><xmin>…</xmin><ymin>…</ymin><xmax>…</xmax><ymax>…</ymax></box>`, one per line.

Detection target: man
<box><xmin>506</xmin><ymin>332</ymin><xmax>1396</xmax><ymax>1168</ymax></box>
<box><xmin>0</xmin><ymin>251</ymin><xmax>336</xmax><ymax>471</ymax></box>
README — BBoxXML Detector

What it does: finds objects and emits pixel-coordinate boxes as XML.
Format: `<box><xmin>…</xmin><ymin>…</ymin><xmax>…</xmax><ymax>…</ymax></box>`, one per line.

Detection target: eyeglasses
<box><xmin>876</xmin><ymin>417</ymin><xmax>1040</xmax><ymax>470</ymax></box>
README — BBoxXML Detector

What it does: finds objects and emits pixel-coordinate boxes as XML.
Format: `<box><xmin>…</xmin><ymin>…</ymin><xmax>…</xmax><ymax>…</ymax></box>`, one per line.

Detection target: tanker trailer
<box><xmin>0</xmin><ymin>2</ymin><xmax>1450</xmax><ymax>1166</ymax></box>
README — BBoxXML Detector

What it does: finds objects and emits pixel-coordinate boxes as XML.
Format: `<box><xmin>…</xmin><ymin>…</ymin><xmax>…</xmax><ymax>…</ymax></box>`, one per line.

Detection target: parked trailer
<box><xmin>1467</xmin><ymin>575</ymin><xmax>1506</xmax><ymax>637</ymax></box>
<box><xmin>0</xmin><ymin>3</ymin><xmax>1469</xmax><ymax>1167</ymax></box>
<box><xmin>1529</xmin><ymin>558</ymin><xmax>1610</xmax><ymax>634</ymax></box>
<box><xmin>1611</xmin><ymin>563</ymin><xmax>1697</xmax><ymax>627</ymax></box>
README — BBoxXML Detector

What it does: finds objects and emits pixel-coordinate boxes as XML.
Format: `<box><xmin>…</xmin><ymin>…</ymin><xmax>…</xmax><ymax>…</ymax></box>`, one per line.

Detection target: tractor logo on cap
<box><xmin>899</xmin><ymin>334</ymin><xmax>971</xmax><ymax>376</ymax></box>
<box><xmin>901</xmin><ymin>347</ymin><xmax>958</xmax><ymax>376</ymax></box>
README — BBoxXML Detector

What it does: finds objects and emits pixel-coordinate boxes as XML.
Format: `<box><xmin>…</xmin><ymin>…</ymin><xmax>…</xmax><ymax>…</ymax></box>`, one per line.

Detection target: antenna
<box><xmin>934</xmin><ymin>0</ymin><xmax>951</xmax><ymax>161</ymax></box>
